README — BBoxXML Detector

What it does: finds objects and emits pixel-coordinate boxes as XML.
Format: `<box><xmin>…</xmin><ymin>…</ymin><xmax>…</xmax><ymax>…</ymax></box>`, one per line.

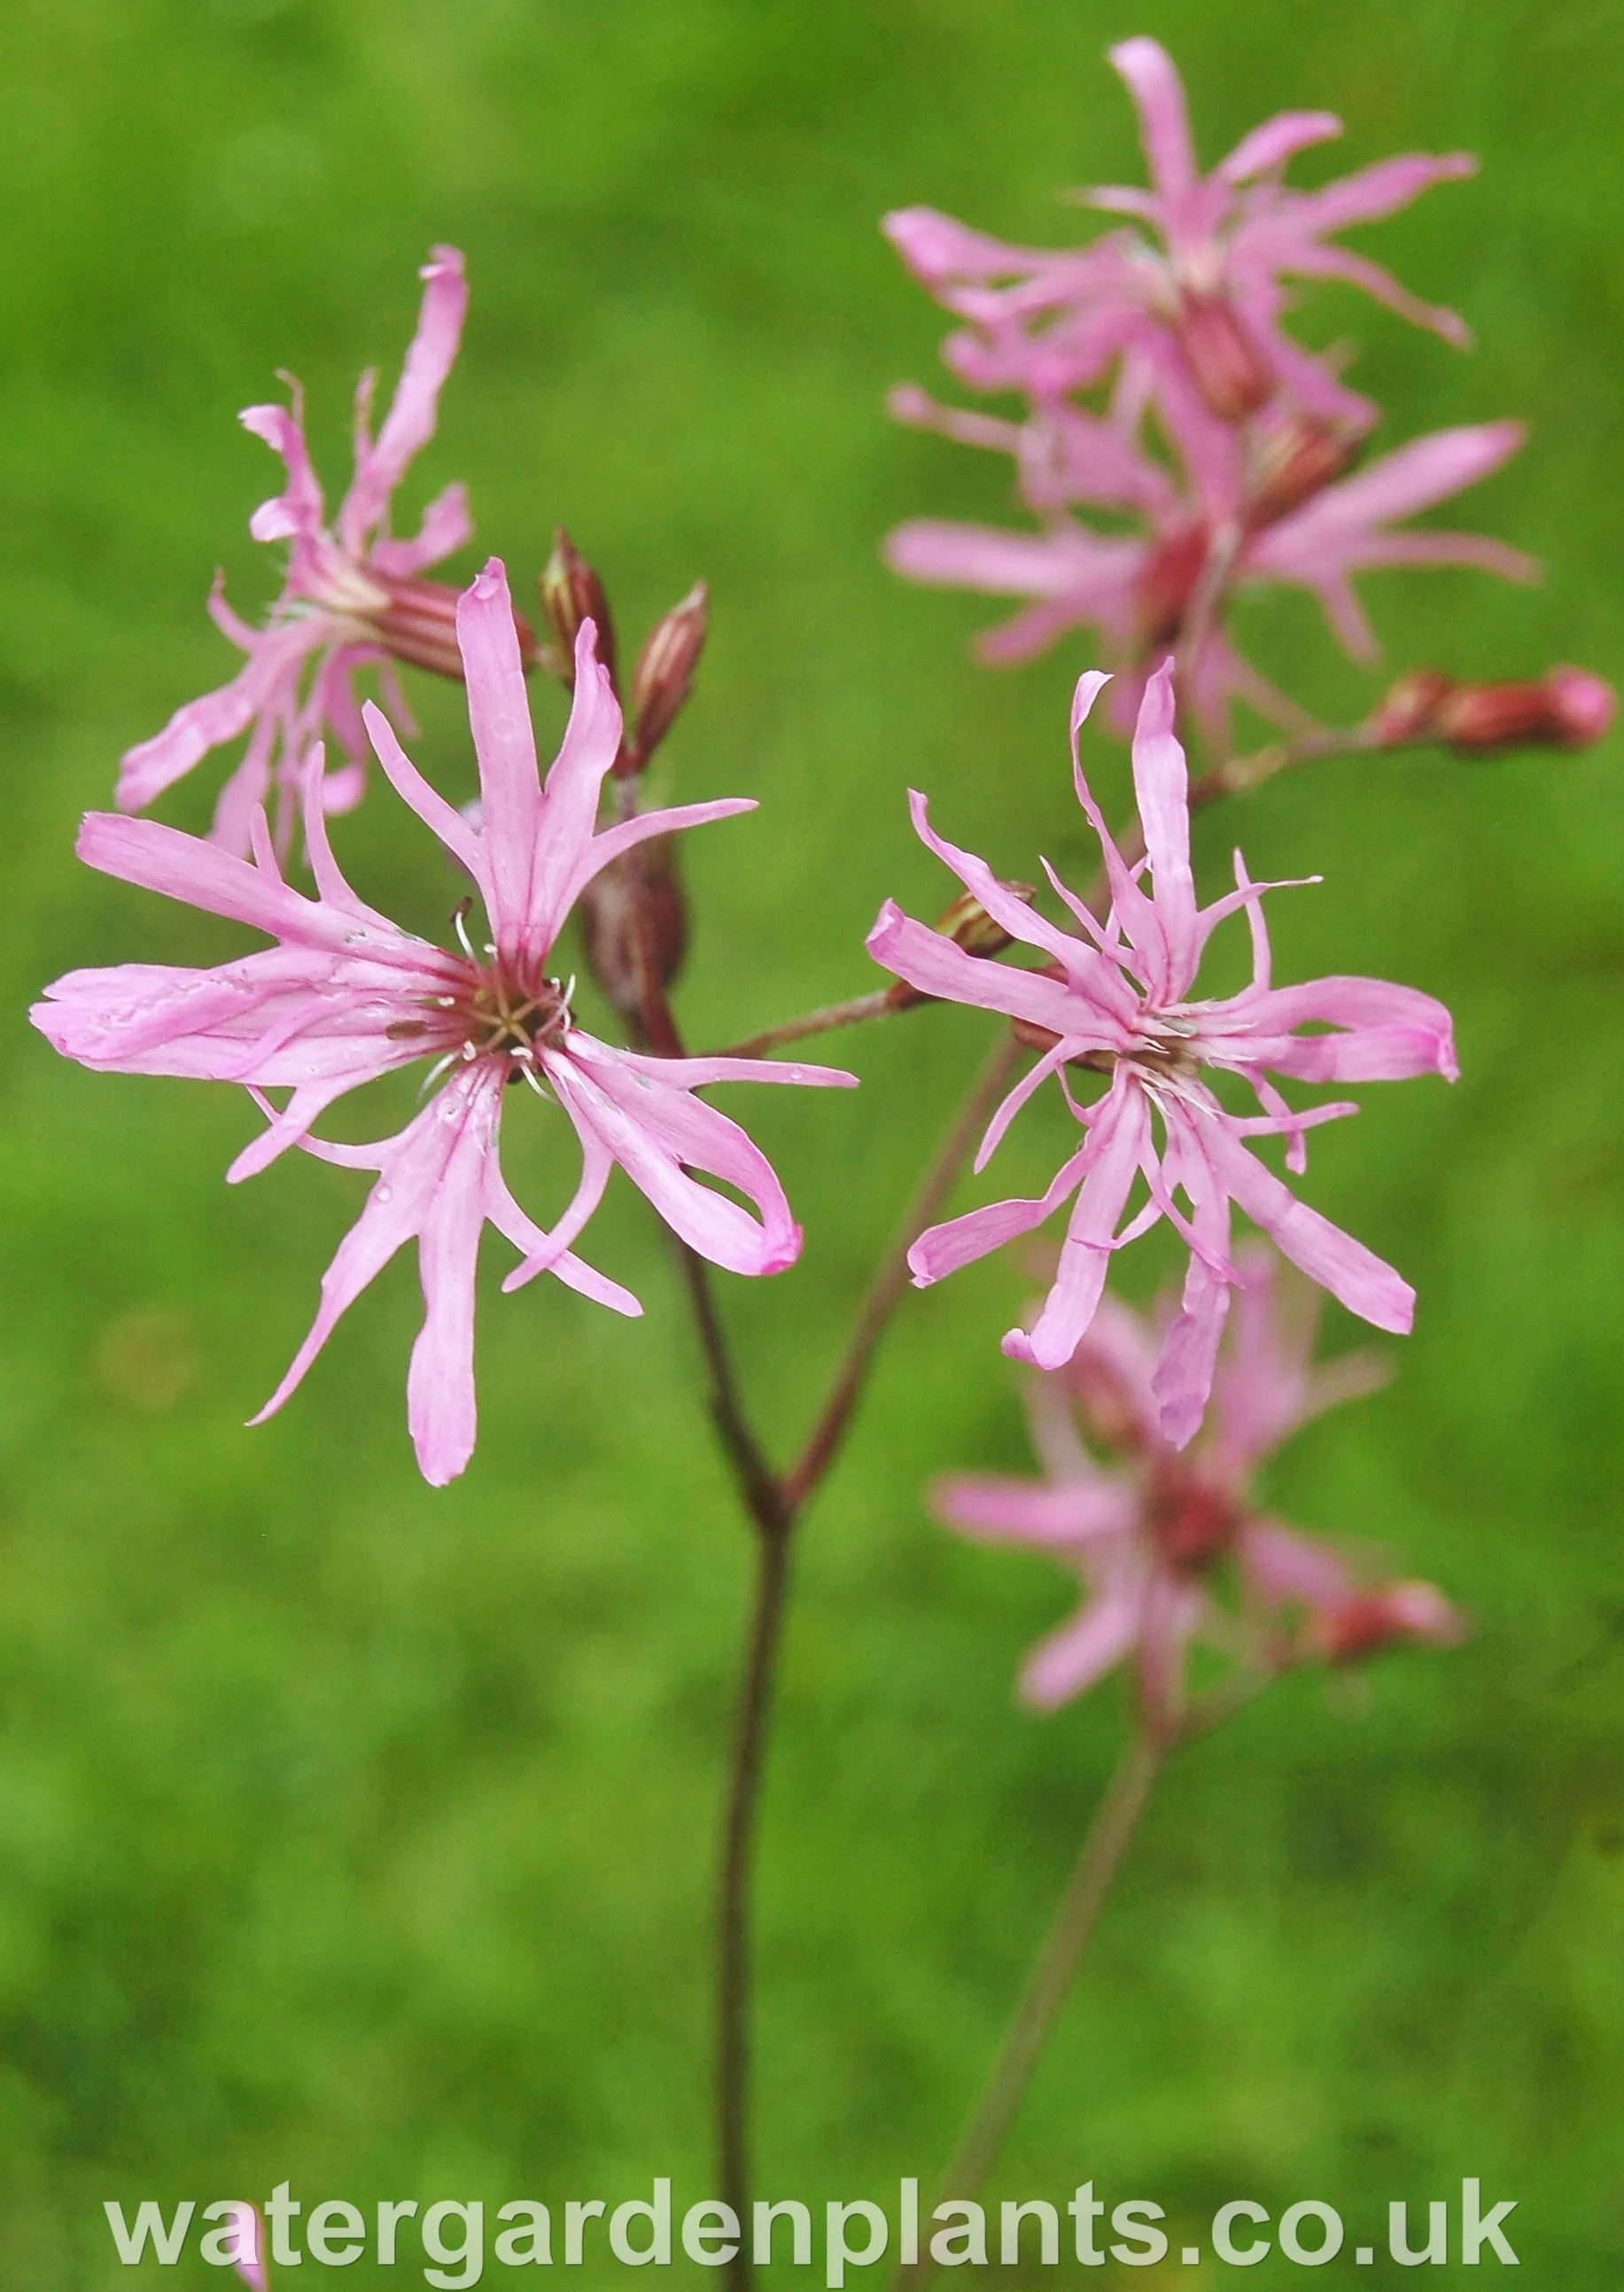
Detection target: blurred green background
<box><xmin>1</xmin><ymin>0</ymin><xmax>1620</xmax><ymax>2281</ymax></box>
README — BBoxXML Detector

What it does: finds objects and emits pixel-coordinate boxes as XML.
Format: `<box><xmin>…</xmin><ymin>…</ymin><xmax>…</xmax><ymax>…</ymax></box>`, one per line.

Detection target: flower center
<box><xmin>462</xmin><ymin>967</ymin><xmax>572</xmax><ymax>1065</ymax></box>
<box><xmin>1146</xmin><ymin>1462</ymin><xmax>1238</xmax><ymax>1573</ymax></box>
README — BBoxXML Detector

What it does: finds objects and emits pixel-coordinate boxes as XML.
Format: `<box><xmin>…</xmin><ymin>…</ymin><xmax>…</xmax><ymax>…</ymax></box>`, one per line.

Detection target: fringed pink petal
<box><xmin>338</xmin><ymin>245</ymin><xmax>468</xmax><ymax>556</ymax></box>
<box><xmin>1205</xmin><ymin>1121</ymin><xmax>1414</xmax><ymax>1334</ymax></box>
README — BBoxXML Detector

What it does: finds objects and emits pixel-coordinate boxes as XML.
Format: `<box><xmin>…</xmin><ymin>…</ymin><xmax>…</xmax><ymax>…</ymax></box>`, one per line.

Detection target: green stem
<box><xmin>892</xmin><ymin>1730</ymin><xmax>1165</xmax><ymax>2292</ymax></box>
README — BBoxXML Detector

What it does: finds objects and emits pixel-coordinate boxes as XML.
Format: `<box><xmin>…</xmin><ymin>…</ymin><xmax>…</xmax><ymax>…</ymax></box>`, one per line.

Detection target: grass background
<box><xmin>0</xmin><ymin>0</ymin><xmax>1620</xmax><ymax>2280</ymax></box>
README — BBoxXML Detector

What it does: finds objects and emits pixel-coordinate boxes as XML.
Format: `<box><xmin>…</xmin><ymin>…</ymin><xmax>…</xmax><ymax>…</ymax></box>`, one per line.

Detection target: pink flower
<box><xmin>933</xmin><ymin>1250</ymin><xmax>1460</xmax><ymax>1721</ymax></box>
<box><xmin>886</xmin><ymin>378</ymin><xmax>1534</xmax><ymax>735</ymax></box>
<box><xmin>886</xmin><ymin>37</ymin><xmax>1475</xmax><ymax>431</ymax></box>
<box><xmin>866</xmin><ymin>662</ymin><xmax>1456</xmax><ymax>1442</ymax></box>
<box><xmin>120</xmin><ymin>246</ymin><xmax>509</xmax><ymax>856</ymax></box>
<box><xmin>35</xmin><ymin>562</ymin><xmax>854</xmax><ymax>1485</ymax></box>
<box><xmin>228</xmin><ymin>2208</ymin><xmax>268</xmax><ymax>2290</ymax></box>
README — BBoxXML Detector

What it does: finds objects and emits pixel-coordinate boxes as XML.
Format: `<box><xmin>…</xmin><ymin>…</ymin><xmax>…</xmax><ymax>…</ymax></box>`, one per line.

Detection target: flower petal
<box><xmin>909</xmin><ymin>1138</ymin><xmax>1094</xmax><ymax>1286</ymax></box>
<box><xmin>866</xmin><ymin>899</ymin><xmax>1094</xmax><ymax>1037</ymax></box>
<box><xmin>458</xmin><ymin>559</ymin><xmax>550</xmax><ymax>950</ymax></box>
<box><xmin>933</xmin><ymin>1472</ymin><xmax>1135</xmax><ymax>1548</ymax></box>
<box><xmin>116</xmin><ymin>624</ymin><xmax>319</xmax><ymax>812</ymax></box>
<box><xmin>548</xmin><ymin>1037</ymin><xmax>804</xmax><ymax>1278</ymax></box>
<box><xmin>1019</xmin><ymin>1570</ymin><xmax>1145</xmax><ymax>1707</ymax></box>
<box><xmin>369</xmin><ymin>481</ymin><xmax>474</xmax><ymax>580</ymax></box>
<box><xmin>1006</xmin><ymin>1079</ymin><xmax>1150</xmax><ymax>1370</ymax></box>
<box><xmin>1217</xmin><ymin>108</ymin><xmax>1341</xmax><ymax>183</ymax></box>
<box><xmin>338</xmin><ymin>245</ymin><xmax>468</xmax><ymax>556</ymax></box>
<box><xmin>1151</xmin><ymin>1116</ymin><xmax>1233</xmax><ymax>1447</ymax></box>
<box><xmin>1128</xmin><ymin>657</ymin><xmax>1200</xmax><ymax>997</ymax></box>
<box><xmin>1108</xmin><ymin>37</ymin><xmax>1198</xmax><ymax>203</ymax></box>
<box><xmin>1205</xmin><ymin>1120</ymin><xmax>1414</xmax><ymax>1334</ymax></box>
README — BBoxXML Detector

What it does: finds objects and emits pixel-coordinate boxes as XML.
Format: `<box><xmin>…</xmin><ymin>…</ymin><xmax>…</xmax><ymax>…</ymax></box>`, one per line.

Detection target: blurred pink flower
<box><xmin>36</xmin><ymin>562</ymin><xmax>854</xmax><ymax>1485</ymax></box>
<box><xmin>229</xmin><ymin>2207</ymin><xmax>268</xmax><ymax>2290</ymax></box>
<box><xmin>866</xmin><ymin>662</ymin><xmax>1456</xmax><ymax>1441</ymax></box>
<box><xmin>120</xmin><ymin>246</ymin><xmax>512</xmax><ymax>856</ymax></box>
<box><xmin>934</xmin><ymin>1249</ymin><xmax>1460</xmax><ymax>1720</ymax></box>
<box><xmin>886</xmin><ymin>36</ymin><xmax>1475</xmax><ymax>431</ymax></box>
<box><xmin>886</xmin><ymin>377</ymin><xmax>1534</xmax><ymax>737</ymax></box>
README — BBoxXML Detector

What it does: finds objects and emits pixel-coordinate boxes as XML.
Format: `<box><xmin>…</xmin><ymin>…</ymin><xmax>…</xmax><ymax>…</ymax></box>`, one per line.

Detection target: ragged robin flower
<box><xmin>36</xmin><ymin>562</ymin><xmax>853</xmax><ymax>1484</ymax></box>
<box><xmin>119</xmin><ymin>247</ymin><xmax>532</xmax><ymax>857</ymax></box>
<box><xmin>866</xmin><ymin>660</ymin><xmax>1456</xmax><ymax>1443</ymax></box>
<box><xmin>934</xmin><ymin>1248</ymin><xmax>1460</xmax><ymax>1726</ymax></box>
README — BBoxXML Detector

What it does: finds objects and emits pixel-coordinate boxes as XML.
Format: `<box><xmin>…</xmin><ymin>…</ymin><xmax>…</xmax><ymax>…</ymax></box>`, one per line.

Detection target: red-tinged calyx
<box><xmin>1134</xmin><ymin>520</ymin><xmax>1209</xmax><ymax>650</ymax></box>
<box><xmin>1146</xmin><ymin>1457</ymin><xmax>1240</xmax><ymax>1573</ymax></box>
<box><xmin>1174</xmin><ymin>290</ymin><xmax>1275</xmax><ymax>422</ymax></box>
<box><xmin>578</xmin><ymin>834</ymin><xmax>688</xmax><ymax>1027</ymax></box>
<box><xmin>1243</xmin><ymin>414</ymin><xmax>1360</xmax><ymax>528</ymax></box>
<box><xmin>368</xmin><ymin>576</ymin><xmax>540</xmax><ymax>680</ymax></box>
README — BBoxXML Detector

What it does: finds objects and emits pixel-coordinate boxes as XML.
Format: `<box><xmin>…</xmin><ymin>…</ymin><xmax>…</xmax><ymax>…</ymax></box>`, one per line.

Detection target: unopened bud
<box><xmin>936</xmin><ymin>881</ymin><xmax>1036</xmax><ymax>960</ymax></box>
<box><xmin>1309</xmin><ymin>1580</ymin><xmax>1464</xmax><ymax>1666</ymax></box>
<box><xmin>1174</xmin><ymin>291</ymin><xmax>1274</xmax><ymax>422</ymax></box>
<box><xmin>622</xmin><ymin>581</ymin><xmax>708</xmax><ymax>773</ymax></box>
<box><xmin>371</xmin><ymin>575</ymin><xmax>539</xmax><ymax>680</ymax></box>
<box><xmin>1371</xmin><ymin>664</ymin><xmax>1618</xmax><ymax>753</ymax></box>
<box><xmin>577</xmin><ymin>833</ymin><xmax>687</xmax><ymax>1025</ymax></box>
<box><xmin>1435</xmin><ymin>664</ymin><xmax>1619</xmax><ymax>750</ymax></box>
<box><xmin>540</xmin><ymin>528</ymin><xmax>618</xmax><ymax>690</ymax></box>
<box><xmin>1243</xmin><ymin>414</ymin><xmax>1359</xmax><ymax>527</ymax></box>
<box><xmin>1134</xmin><ymin>521</ymin><xmax>1208</xmax><ymax>650</ymax></box>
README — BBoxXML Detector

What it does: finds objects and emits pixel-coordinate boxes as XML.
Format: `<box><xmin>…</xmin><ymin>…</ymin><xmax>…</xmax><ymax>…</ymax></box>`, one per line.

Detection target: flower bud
<box><xmin>1308</xmin><ymin>1580</ymin><xmax>1464</xmax><ymax>1666</ymax></box>
<box><xmin>540</xmin><ymin>528</ymin><xmax>618</xmax><ymax>690</ymax></box>
<box><xmin>622</xmin><ymin>581</ymin><xmax>708</xmax><ymax>773</ymax></box>
<box><xmin>1243</xmin><ymin>413</ymin><xmax>1359</xmax><ymax>527</ymax></box>
<box><xmin>372</xmin><ymin>576</ymin><xmax>539</xmax><ymax>680</ymax></box>
<box><xmin>889</xmin><ymin>882</ymin><xmax>1040</xmax><ymax>1017</ymax></box>
<box><xmin>1371</xmin><ymin>664</ymin><xmax>1618</xmax><ymax>753</ymax></box>
<box><xmin>935</xmin><ymin>881</ymin><xmax>1036</xmax><ymax>960</ymax></box>
<box><xmin>577</xmin><ymin>833</ymin><xmax>687</xmax><ymax>1025</ymax></box>
<box><xmin>1173</xmin><ymin>291</ymin><xmax>1274</xmax><ymax>421</ymax></box>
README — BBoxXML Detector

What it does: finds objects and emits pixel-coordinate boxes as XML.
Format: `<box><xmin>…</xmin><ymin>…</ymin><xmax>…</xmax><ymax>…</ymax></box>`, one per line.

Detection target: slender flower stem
<box><xmin>892</xmin><ymin>1729</ymin><xmax>1165</xmax><ymax>2292</ymax></box>
<box><xmin>655</xmin><ymin>709</ymin><xmax>1384</xmax><ymax>2287</ymax></box>
<box><xmin>717</xmin><ymin>985</ymin><xmax>919</xmax><ymax>1061</ymax></box>
<box><xmin>716</xmin><ymin>1509</ymin><xmax>792</xmax><ymax>2282</ymax></box>
<box><xmin>716</xmin><ymin>1036</ymin><xmax>1023</xmax><ymax>2292</ymax></box>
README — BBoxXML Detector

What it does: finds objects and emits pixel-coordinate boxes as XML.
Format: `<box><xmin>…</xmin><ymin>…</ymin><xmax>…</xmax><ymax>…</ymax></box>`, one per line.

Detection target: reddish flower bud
<box><xmin>577</xmin><ymin>833</ymin><xmax>688</xmax><ymax>1026</ymax></box>
<box><xmin>1309</xmin><ymin>1580</ymin><xmax>1464</xmax><ymax>1666</ymax></box>
<box><xmin>1134</xmin><ymin>520</ymin><xmax>1208</xmax><ymax>650</ymax></box>
<box><xmin>540</xmin><ymin>528</ymin><xmax>618</xmax><ymax>691</ymax></box>
<box><xmin>371</xmin><ymin>575</ymin><xmax>539</xmax><ymax>680</ymax></box>
<box><xmin>1243</xmin><ymin>414</ymin><xmax>1359</xmax><ymax>528</ymax></box>
<box><xmin>1372</xmin><ymin>664</ymin><xmax>1615</xmax><ymax>754</ymax></box>
<box><xmin>1174</xmin><ymin>290</ymin><xmax>1274</xmax><ymax>421</ymax></box>
<box><xmin>621</xmin><ymin>581</ymin><xmax>709</xmax><ymax>773</ymax></box>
